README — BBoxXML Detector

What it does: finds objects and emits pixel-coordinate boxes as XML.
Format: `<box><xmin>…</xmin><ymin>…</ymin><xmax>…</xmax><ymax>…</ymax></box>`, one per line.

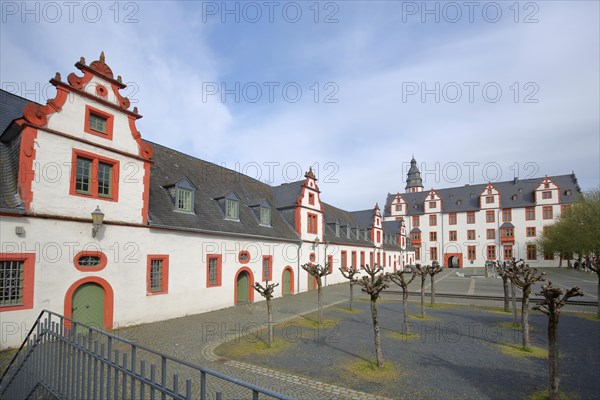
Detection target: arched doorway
<box><xmin>64</xmin><ymin>277</ymin><xmax>114</xmax><ymax>331</ymax></box>
<box><xmin>445</xmin><ymin>253</ymin><xmax>463</xmax><ymax>268</ymax></box>
<box><xmin>72</xmin><ymin>283</ymin><xmax>105</xmax><ymax>329</ymax></box>
<box><xmin>234</xmin><ymin>268</ymin><xmax>254</xmax><ymax>305</ymax></box>
<box><xmin>282</xmin><ymin>267</ymin><xmax>294</xmax><ymax>296</ymax></box>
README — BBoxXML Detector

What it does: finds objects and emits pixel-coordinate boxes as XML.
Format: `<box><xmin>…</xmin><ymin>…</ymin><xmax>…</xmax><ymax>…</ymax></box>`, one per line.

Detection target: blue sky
<box><xmin>1</xmin><ymin>1</ymin><xmax>598</xmax><ymax>210</ymax></box>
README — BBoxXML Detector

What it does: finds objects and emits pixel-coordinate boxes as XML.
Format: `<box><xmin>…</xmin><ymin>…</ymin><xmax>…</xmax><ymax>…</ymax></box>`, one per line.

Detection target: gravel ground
<box><xmin>216</xmin><ymin>299</ymin><xmax>600</xmax><ymax>400</ymax></box>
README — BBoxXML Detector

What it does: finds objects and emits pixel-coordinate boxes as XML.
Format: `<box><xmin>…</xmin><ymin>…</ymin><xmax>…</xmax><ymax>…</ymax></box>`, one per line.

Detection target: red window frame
<box><xmin>308</xmin><ymin>193</ymin><xmax>315</xmax><ymax>205</ymax></box>
<box><xmin>448</xmin><ymin>213</ymin><xmax>457</xmax><ymax>225</ymax></box>
<box><xmin>70</xmin><ymin>149</ymin><xmax>120</xmax><ymax>202</ymax></box>
<box><xmin>360</xmin><ymin>251</ymin><xmax>365</xmax><ymax>268</ymax></box>
<box><xmin>307</xmin><ymin>213</ymin><xmax>318</xmax><ymax>234</ymax></box>
<box><xmin>430</xmin><ymin>247</ymin><xmax>438</xmax><ymax>261</ymax></box>
<box><xmin>486</xmin><ymin>245</ymin><xmax>496</xmax><ymax>260</ymax></box>
<box><xmin>341</xmin><ymin>251</ymin><xmax>347</xmax><ymax>271</ymax></box>
<box><xmin>238</xmin><ymin>250</ymin><xmax>250</xmax><ymax>264</ymax></box>
<box><xmin>542</xmin><ymin>191</ymin><xmax>552</xmax><ymax>199</ymax></box>
<box><xmin>526</xmin><ymin>227</ymin><xmax>536</xmax><ymax>237</ymax></box>
<box><xmin>0</xmin><ymin>253</ymin><xmax>36</xmax><ymax>311</ymax></box>
<box><xmin>503</xmin><ymin>245</ymin><xmax>513</xmax><ymax>260</ymax></box>
<box><xmin>543</xmin><ymin>206</ymin><xmax>553</xmax><ymax>220</ymax></box>
<box><xmin>262</xmin><ymin>255</ymin><xmax>273</xmax><ymax>281</ymax></box>
<box><xmin>351</xmin><ymin>251</ymin><xmax>357</xmax><ymax>269</ymax></box>
<box><xmin>486</xmin><ymin>229</ymin><xmax>495</xmax><ymax>240</ymax></box>
<box><xmin>412</xmin><ymin>215</ymin><xmax>420</xmax><ymax>227</ymax></box>
<box><xmin>328</xmin><ymin>255</ymin><xmax>333</xmax><ymax>273</ymax></box>
<box><xmin>486</xmin><ymin>210</ymin><xmax>495</xmax><ymax>223</ymax></box>
<box><xmin>84</xmin><ymin>105</ymin><xmax>114</xmax><ymax>140</ymax></box>
<box><xmin>467</xmin><ymin>230</ymin><xmax>476</xmax><ymax>240</ymax></box>
<box><xmin>429</xmin><ymin>232</ymin><xmax>437</xmax><ymax>241</ymax></box>
<box><xmin>560</xmin><ymin>204</ymin><xmax>571</xmax><ymax>214</ymax></box>
<box><xmin>525</xmin><ymin>207</ymin><xmax>535</xmax><ymax>221</ymax></box>
<box><xmin>467</xmin><ymin>212</ymin><xmax>475</xmax><ymax>224</ymax></box>
<box><xmin>147</xmin><ymin>255</ymin><xmax>169</xmax><ymax>295</ymax></box>
<box><xmin>527</xmin><ymin>244</ymin><xmax>537</xmax><ymax>260</ymax></box>
<box><xmin>502</xmin><ymin>209</ymin><xmax>512</xmax><ymax>222</ymax></box>
<box><xmin>415</xmin><ymin>247</ymin><xmax>421</xmax><ymax>260</ymax></box>
<box><xmin>429</xmin><ymin>201</ymin><xmax>437</xmax><ymax>209</ymax></box>
<box><xmin>429</xmin><ymin>215</ymin><xmax>437</xmax><ymax>226</ymax></box>
<box><xmin>73</xmin><ymin>250</ymin><xmax>108</xmax><ymax>272</ymax></box>
<box><xmin>467</xmin><ymin>246</ymin><xmax>476</xmax><ymax>260</ymax></box>
<box><xmin>449</xmin><ymin>230</ymin><xmax>457</xmax><ymax>241</ymax></box>
<box><xmin>206</xmin><ymin>254</ymin><xmax>222</xmax><ymax>288</ymax></box>
<box><xmin>485</xmin><ymin>196</ymin><xmax>494</xmax><ymax>204</ymax></box>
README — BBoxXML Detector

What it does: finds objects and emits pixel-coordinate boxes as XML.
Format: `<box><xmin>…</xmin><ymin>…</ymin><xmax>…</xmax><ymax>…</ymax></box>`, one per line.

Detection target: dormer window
<box><xmin>177</xmin><ymin>188</ymin><xmax>193</xmax><ymax>212</ymax></box>
<box><xmin>512</xmin><ymin>194</ymin><xmax>518</xmax><ymax>201</ymax></box>
<box><xmin>226</xmin><ymin>198</ymin><xmax>239</xmax><ymax>220</ymax></box>
<box><xmin>565</xmin><ymin>189</ymin><xmax>572</xmax><ymax>196</ymax></box>
<box><xmin>259</xmin><ymin>206</ymin><xmax>271</xmax><ymax>226</ymax></box>
<box><xmin>335</xmin><ymin>223</ymin><xmax>340</xmax><ymax>237</ymax></box>
<box><xmin>346</xmin><ymin>226</ymin><xmax>351</xmax><ymax>239</ymax></box>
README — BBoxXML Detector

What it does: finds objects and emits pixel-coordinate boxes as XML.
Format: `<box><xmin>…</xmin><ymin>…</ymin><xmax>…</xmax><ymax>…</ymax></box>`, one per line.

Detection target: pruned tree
<box><xmin>532</xmin><ymin>282</ymin><xmax>584</xmax><ymax>400</ymax></box>
<box><xmin>388</xmin><ymin>269</ymin><xmax>416</xmax><ymax>334</ymax></box>
<box><xmin>301</xmin><ymin>262</ymin><xmax>332</xmax><ymax>324</ymax></box>
<box><xmin>339</xmin><ymin>266</ymin><xmax>360</xmax><ymax>310</ymax></box>
<box><xmin>427</xmin><ymin>262</ymin><xmax>443</xmax><ymax>305</ymax></box>
<box><xmin>414</xmin><ymin>264</ymin><xmax>428</xmax><ymax>317</ymax></box>
<box><xmin>253</xmin><ymin>281</ymin><xmax>279</xmax><ymax>347</ymax></box>
<box><xmin>505</xmin><ymin>259</ymin><xmax>546</xmax><ymax>350</ymax></box>
<box><xmin>355</xmin><ymin>263</ymin><xmax>389</xmax><ymax>368</ymax></box>
<box><xmin>494</xmin><ymin>261</ymin><xmax>511</xmax><ymax>312</ymax></box>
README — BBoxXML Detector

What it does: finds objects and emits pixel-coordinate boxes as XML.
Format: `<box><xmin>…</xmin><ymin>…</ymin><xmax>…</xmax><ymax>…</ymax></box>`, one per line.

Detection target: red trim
<box><xmin>307</xmin><ymin>212</ymin><xmax>318</xmax><ymax>234</ymax></box>
<box><xmin>444</xmin><ymin>252</ymin><xmax>463</xmax><ymax>268</ymax></box>
<box><xmin>206</xmin><ymin>254</ymin><xmax>223</xmax><ymax>288</ymax></box>
<box><xmin>328</xmin><ymin>255</ymin><xmax>333</xmax><ymax>272</ymax></box>
<box><xmin>341</xmin><ymin>250</ymin><xmax>348</xmax><ymax>270</ymax></box>
<box><xmin>95</xmin><ymin>84</ymin><xmax>108</xmax><ymax>98</ymax></box>
<box><xmin>84</xmin><ymin>105</ymin><xmax>114</xmax><ymax>140</ymax></box>
<box><xmin>309</xmin><ymin>252</ymin><xmax>316</xmax><ymax>262</ymax></box>
<box><xmin>238</xmin><ymin>250</ymin><xmax>250</xmax><ymax>264</ymax></box>
<box><xmin>0</xmin><ymin>253</ymin><xmax>35</xmax><ymax>312</ymax></box>
<box><xmin>262</xmin><ymin>255</ymin><xmax>273</xmax><ymax>281</ymax></box>
<box><xmin>22</xmin><ymin>85</ymin><xmax>69</xmax><ymax>127</ymax></box>
<box><xmin>543</xmin><ymin>205</ymin><xmax>553</xmax><ymax>220</ymax></box>
<box><xmin>18</xmin><ymin>127</ymin><xmax>38</xmax><ymax>210</ymax></box>
<box><xmin>127</xmin><ymin>115</ymin><xmax>153</xmax><ymax>160</ymax></box>
<box><xmin>282</xmin><ymin>266</ymin><xmax>295</xmax><ymax>295</ymax></box>
<box><xmin>73</xmin><ymin>251</ymin><xmax>108</xmax><ymax>272</ymax></box>
<box><xmin>234</xmin><ymin>267</ymin><xmax>255</xmax><ymax>304</ymax></box>
<box><xmin>64</xmin><ymin>276</ymin><xmax>114</xmax><ymax>330</ymax></box>
<box><xmin>69</xmin><ymin>148</ymin><xmax>120</xmax><ymax>202</ymax></box>
<box><xmin>146</xmin><ymin>255</ymin><xmax>169</xmax><ymax>295</ymax></box>
<box><xmin>467</xmin><ymin>246</ymin><xmax>476</xmax><ymax>260</ymax></box>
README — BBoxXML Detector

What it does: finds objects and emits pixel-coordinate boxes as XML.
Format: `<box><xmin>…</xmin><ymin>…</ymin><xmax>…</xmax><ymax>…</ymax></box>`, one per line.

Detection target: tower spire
<box><xmin>405</xmin><ymin>156</ymin><xmax>424</xmax><ymax>193</ymax></box>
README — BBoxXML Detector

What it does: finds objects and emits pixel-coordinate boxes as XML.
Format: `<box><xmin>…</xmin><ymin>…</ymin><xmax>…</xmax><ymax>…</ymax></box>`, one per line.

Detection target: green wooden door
<box><xmin>283</xmin><ymin>268</ymin><xmax>291</xmax><ymax>296</ymax></box>
<box><xmin>236</xmin><ymin>271</ymin><xmax>249</xmax><ymax>304</ymax></box>
<box><xmin>72</xmin><ymin>283</ymin><xmax>104</xmax><ymax>330</ymax></box>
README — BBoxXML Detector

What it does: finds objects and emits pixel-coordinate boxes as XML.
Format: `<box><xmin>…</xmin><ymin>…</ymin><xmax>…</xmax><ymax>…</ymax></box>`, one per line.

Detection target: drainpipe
<box><xmin>440</xmin><ymin>211</ymin><xmax>445</xmax><ymax>267</ymax></box>
<box><xmin>323</xmin><ymin>240</ymin><xmax>329</xmax><ymax>286</ymax></box>
<box><xmin>297</xmin><ymin>241</ymin><xmax>301</xmax><ymax>293</ymax></box>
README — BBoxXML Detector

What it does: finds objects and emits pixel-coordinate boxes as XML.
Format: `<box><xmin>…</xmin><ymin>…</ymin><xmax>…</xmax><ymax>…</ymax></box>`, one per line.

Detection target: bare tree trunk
<box><xmin>510</xmin><ymin>282</ymin><xmax>518</xmax><ymax>324</ymax></box>
<box><xmin>596</xmin><ymin>274</ymin><xmax>600</xmax><ymax>319</ymax></box>
<box><xmin>430</xmin><ymin>275</ymin><xmax>436</xmax><ymax>306</ymax></box>
<box><xmin>350</xmin><ymin>282</ymin><xmax>354</xmax><ymax>311</ymax></box>
<box><xmin>402</xmin><ymin>291</ymin><xmax>409</xmax><ymax>334</ymax></box>
<box><xmin>370</xmin><ymin>297</ymin><xmax>384</xmax><ymax>367</ymax></box>
<box><xmin>267</xmin><ymin>298</ymin><xmax>273</xmax><ymax>347</ymax></box>
<box><xmin>548</xmin><ymin>313</ymin><xmax>560</xmax><ymax>400</ymax></box>
<box><xmin>522</xmin><ymin>288</ymin><xmax>530</xmax><ymax>349</ymax></box>
<box><xmin>317</xmin><ymin>277</ymin><xmax>323</xmax><ymax>324</ymax></box>
<box><xmin>420</xmin><ymin>276</ymin><xmax>426</xmax><ymax>317</ymax></box>
<box><xmin>502</xmin><ymin>276</ymin><xmax>510</xmax><ymax>312</ymax></box>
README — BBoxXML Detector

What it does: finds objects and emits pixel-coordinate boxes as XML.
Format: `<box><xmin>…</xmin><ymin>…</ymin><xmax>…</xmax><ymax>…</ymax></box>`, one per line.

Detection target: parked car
<box><xmin>404</xmin><ymin>264</ymin><xmax>414</xmax><ymax>272</ymax></box>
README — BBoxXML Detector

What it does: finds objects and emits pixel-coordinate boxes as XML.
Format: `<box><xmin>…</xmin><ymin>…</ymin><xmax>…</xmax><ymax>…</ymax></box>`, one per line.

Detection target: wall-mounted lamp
<box><xmin>312</xmin><ymin>237</ymin><xmax>320</xmax><ymax>249</ymax></box>
<box><xmin>91</xmin><ymin>206</ymin><xmax>104</xmax><ymax>238</ymax></box>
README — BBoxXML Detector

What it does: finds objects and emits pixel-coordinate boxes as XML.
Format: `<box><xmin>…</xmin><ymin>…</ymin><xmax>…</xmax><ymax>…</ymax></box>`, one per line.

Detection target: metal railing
<box><xmin>0</xmin><ymin>310</ymin><xmax>294</xmax><ymax>400</ymax></box>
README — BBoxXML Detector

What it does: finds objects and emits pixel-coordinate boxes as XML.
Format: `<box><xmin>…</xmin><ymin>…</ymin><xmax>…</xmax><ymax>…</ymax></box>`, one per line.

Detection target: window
<box><xmin>526</xmin><ymin>207</ymin><xmax>535</xmax><ymax>221</ymax></box>
<box><xmin>486</xmin><ymin>196</ymin><xmax>494</xmax><ymax>204</ymax></box>
<box><xmin>527</xmin><ymin>244</ymin><xmax>537</xmax><ymax>260</ymax></box>
<box><xmin>542</xmin><ymin>191</ymin><xmax>552</xmax><ymax>199</ymax></box>
<box><xmin>370</xmin><ymin>252</ymin><xmax>374</xmax><ymax>266</ymax></box>
<box><xmin>486</xmin><ymin>210</ymin><xmax>495</xmax><ymax>223</ymax></box>
<box><xmin>467</xmin><ymin>212</ymin><xmax>475</xmax><ymax>224</ymax></box>
<box><xmin>360</xmin><ymin>251</ymin><xmax>365</xmax><ymax>268</ymax></box>
<box><xmin>467</xmin><ymin>246</ymin><xmax>476</xmax><ymax>260</ymax></box>
<box><xmin>411</xmin><ymin>232</ymin><xmax>421</xmax><ymax>241</ymax></box>
<box><xmin>328</xmin><ymin>255</ymin><xmax>333</xmax><ymax>272</ymax></box>
<box><xmin>412</xmin><ymin>216</ymin><xmax>420</xmax><ymax>227</ymax></box>
<box><xmin>260</xmin><ymin>206</ymin><xmax>271</xmax><ymax>226</ymax></box>
<box><xmin>415</xmin><ymin>247</ymin><xmax>421</xmax><ymax>260</ymax></box>
<box><xmin>309</xmin><ymin>253</ymin><xmax>316</xmax><ymax>262</ymax></box>
<box><xmin>262</xmin><ymin>256</ymin><xmax>273</xmax><ymax>281</ymax></box>
<box><xmin>307</xmin><ymin>213</ymin><xmax>318</xmax><ymax>234</ymax></box>
<box><xmin>543</xmin><ymin>206</ymin><xmax>553</xmax><ymax>220</ymax></box>
<box><xmin>544</xmin><ymin>251</ymin><xmax>554</xmax><ymax>260</ymax></box>
<box><xmin>238</xmin><ymin>251</ymin><xmax>250</xmax><ymax>264</ymax></box>
<box><xmin>429</xmin><ymin>215</ymin><xmax>437</xmax><ymax>226</ymax></box>
<box><xmin>1</xmin><ymin>254</ymin><xmax>35</xmax><ymax>310</ymax></box>
<box><xmin>376</xmin><ymin>231</ymin><xmax>381</xmax><ymax>242</ymax></box>
<box><xmin>73</xmin><ymin>251</ymin><xmax>108</xmax><ymax>272</ymax></box>
<box><xmin>486</xmin><ymin>229</ymin><xmax>495</xmax><ymax>240</ymax></box>
<box><xmin>467</xmin><ymin>230</ymin><xmax>476</xmax><ymax>240</ymax></box>
<box><xmin>561</xmin><ymin>204</ymin><xmax>571</xmax><ymax>214</ymax></box>
<box><xmin>177</xmin><ymin>188</ymin><xmax>194</xmax><ymax>212</ymax></box>
<box><xmin>84</xmin><ymin>105</ymin><xmax>114</xmax><ymax>140</ymax></box>
<box><xmin>501</xmin><ymin>228</ymin><xmax>514</xmax><ymax>238</ymax></box>
<box><xmin>526</xmin><ymin>227</ymin><xmax>536</xmax><ymax>237</ymax></box>
<box><xmin>429</xmin><ymin>201</ymin><xmax>437</xmax><ymax>209</ymax></box>
<box><xmin>395</xmin><ymin>204</ymin><xmax>402</xmax><ymax>211</ymax></box>
<box><xmin>502</xmin><ymin>209</ymin><xmax>512</xmax><ymax>222</ymax></box>
<box><xmin>351</xmin><ymin>251</ymin><xmax>357</xmax><ymax>269</ymax></box>
<box><xmin>225</xmin><ymin>198</ymin><xmax>239</xmax><ymax>220</ymax></box>
<box><xmin>147</xmin><ymin>255</ymin><xmax>169</xmax><ymax>295</ymax></box>
<box><xmin>335</xmin><ymin>223</ymin><xmax>340</xmax><ymax>237</ymax></box>
<box><xmin>430</xmin><ymin>232</ymin><xmax>437</xmax><ymax>241</ymax></box>
<box><xmin>341</xmin><ymin>251</ymin><xmax>347</xmax><ymax>271</ymax></box>
<box><xmin>206</xmin><ymin>255</ymin><xmax>222</xmax><ymax>287</ymax></box>
<box><xmin>346</xmin><ymin>226</ymin><xmax>351</xmax><ymax>238</ymax></box>
<box><xmin>449</xmin><ymin>231</ymin><xmax>457</xmax><ymax>241</ymax></box>
<box><xmin>486</xmin><ymin>245</ymin><xmax>496</xmax><ymax>260</ymax></box>
<box><xmin>308</xmin><ymin>193</ymin><xmax>315</xmax><ymax>205</ymax></box>
<box><xmin>71</xmin><ymin>150</ymin><xmax>119</xmax><ymax>201</ymax></box>
<box><xmin>430</xmin><ymin>247</ymin><xmax>438</xmax><ymax>261</ymax></box>
<box><xmin>504</xmin><ymin>246</ymin><xmax>513</xmax><ymax>260</ymax></box>
<box><xmin>448</xmin><ymin>213</ymin><xmax>457</xmax><ymax>225</ymax></box>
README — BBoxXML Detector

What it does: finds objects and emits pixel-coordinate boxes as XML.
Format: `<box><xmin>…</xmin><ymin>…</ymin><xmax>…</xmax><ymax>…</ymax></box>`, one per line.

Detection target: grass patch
<box><xmin>408</xmin><ymin>313</ymin><xmax>439</xmax><ymax>321</ymax></box>
<box><xmin>333</xmin><ymin>306</ymin><xmax>364</xmax><ymax>314</ymax></box>
<box><xmin>564</xmin><ymin>312</ymin><xmax>600</xmax><ymax>322</ymax></box>
<box><xmin>338</xmin><ymin>358</ymin><xmax>400</xmax><ymax>382</ymax></box>
<box><xmin>528</xmin><ymin>390</ymin><xmax>579</xmax><ymax>400</ymax></box>
<box><xmin>385</xmin><ymin>330</ymin><xmax>419</xmax><ymax>341</ymax></box>
<box><xmin>285</xmin><ymin>315</ymin><xmax>339</xmax><ymax>329</ymax></box>
<box><xmin>215</xmin><ymin>333</ymin><xmax>294</xmax><ymax>358</ymax></box>
<box><xmin>497</xmin><ymin>343</ymin><xmax>546</xmax><ymax>359</ymax></box>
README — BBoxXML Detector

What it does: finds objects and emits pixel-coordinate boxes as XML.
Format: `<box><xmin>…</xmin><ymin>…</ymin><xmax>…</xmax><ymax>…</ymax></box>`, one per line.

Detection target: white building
<box><xmin>0</xmin><ymin>54</ymin><xmax>409</xmax><ymax>349</ymax></box>
<box><xmin>384</xmin><ymin>158</ymin><xmax>581</xmax><ymax>268</ymax></box>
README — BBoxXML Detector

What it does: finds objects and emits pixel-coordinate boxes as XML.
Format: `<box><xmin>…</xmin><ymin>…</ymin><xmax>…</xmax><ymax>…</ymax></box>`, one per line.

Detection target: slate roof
<box><xmin>146</xmin><ymin>140</ymin><xmax>300</xmax><ymax>241</ymax></box>
<box><xmin>0</xmin><ymin>89</ymin><xmax>32</xmax><ymax>133</ymax></box>
<box><xmin>384</xmin><ymin>175</ymin><xmax>581</xmax><ymax>217</ymax></box>
<box><xmin>322</xmin><ymin>203</ymin><xmax>375</xmax><ymax>246</ymax></box>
